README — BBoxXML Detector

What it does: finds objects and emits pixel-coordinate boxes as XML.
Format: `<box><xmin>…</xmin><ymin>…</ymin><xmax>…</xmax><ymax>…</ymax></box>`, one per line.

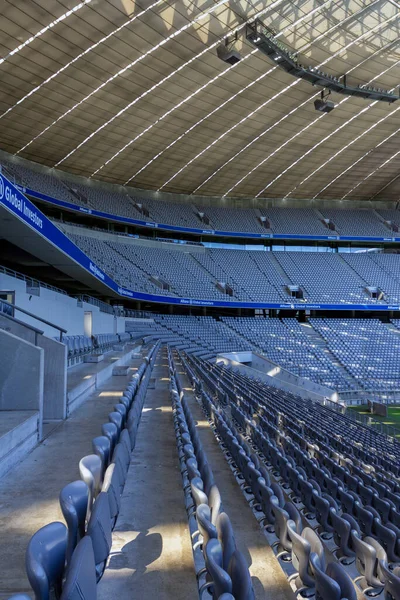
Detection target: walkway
<box><xmin>0</xmin><ymin>352</ymin><xmax>143</xmax><ymax>599</ymax></box>
<box><xmin>98</xmin><ymin>348</ymin><xmax>197</xmax><ymax>600</ymax></box>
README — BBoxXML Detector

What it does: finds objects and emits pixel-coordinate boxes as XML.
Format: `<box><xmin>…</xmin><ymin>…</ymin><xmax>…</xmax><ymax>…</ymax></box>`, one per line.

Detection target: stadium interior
<box><xmin>2</xmin><ymin>1</ymin><xmax>400</xmax><ymax>599</ymax></box>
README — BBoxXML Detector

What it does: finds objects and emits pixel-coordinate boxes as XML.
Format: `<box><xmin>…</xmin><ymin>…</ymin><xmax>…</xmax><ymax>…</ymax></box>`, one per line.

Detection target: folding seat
<box><xmin>310</xmin><ymin>556</ymin><xmax>357</xmax><ymax>600</ymax></box>
<box><xmin>331</xmin><ymin>511</ymin><xmax>360</xmax><ymax>565</ymax></box>
<box><xmin>352</xmin><ymin>532</ymin><xmax>386</xmax><ymax>595</ymax></box>
<box><xmin>288</xmin><ymin>526</ymin><xmax>325</xmax><ymax>592</ymax></box>
<box><xmin>201</xmin><ymin>539</ymin><xmax>232</xmax><ymax>599</ymax></box>
<box><xmin>79</xmin><ymin>455</ymin><xmax>102</xmax><ymax>517</ymax></box>
<box><xmin>197</xmin><ymin>503</ymin><xmax>218</xmax><ymax>549</ymax></box>
<box><xmin>378</xmin><ymin>560</ymin><xmax>400</xmax><ymax>600</ymax></box>
<box><xmin>216</xmin><ymin>513</ymin><xmax>236</xmax><ymax>572</ymax></box>
<box><xmin>113</xmin><ymin>403</ymin><xmax>127</xmax><ymax>427</ymax></box>
<box><xmin>354</xmin><ymin>503</ymin><xmax>380</xmax><ymax>537</ymax></box>
<box><xmin>207</xmin><ymin>484</ymin><xmax>222</xmax><ymax>527</ymax></box>
<box><xmin>86</xmin><ymin>492</ymin><xmax>112</xmax><ymax>581</ymax></box>
<box><xmin>108</xmin><ymin>412</ymin><xmax>123</xmax><ymax>438</ymax></box>
<box><xmin>227</xmin><ymin>548</ymin><xmax>255</xmax><ymax>600</ymax></box>
<box><xmin>338</xmin><ymin>488</ymin><xmax>359</xmax><ymax>515</ymax></box>
<box><xmin>102</xmin><ymin>463</ymin><xmax>122</xmax><ymax>527</ymax></box>
<box><xmin>25</xmin><ymin>522</ymin><xmax>68</xmax><ymax>600</ymax></box>
<box><xmin>390</xmin><ymin>508</ymin><xmax>400</xmax><ymax>529</ymax></box>
<box><xmin>299</xmin><ymin>479</ymin><xmax>318</xmax><ymax>518</ymax></box>
<box><xmin>60</xmin><ymin>536</ymin><xmax>96</xmax><ymax>600</ymax></box>
<box><xmin>92</xmin><ymin>436</ymin><xmax>111</xmax><ymax>479</ymax></box>
<box><xmin>117</xmin><ymin>393</ymin><xmax>130</xmax><ymax>411</ymax></box>
<box><xmin>112</xmin><ymin>442</ymin><xmax>130</xmax><ymax>483</ymax></box>
<box><xmin>313</xmin><ymin>493</ymin><xmax>338</xmax><ymax>539</ymax></box>
<box><xmin>101</xmin><ymin>423</ymin><xmax>118</xmax><ymax>457</ymax></box>
<box><xmin>374</xmin><ymin>521</ymin><xmax>400</xmax><ymax>564</ymax></box>
<box><xmin>359</xmin><ymin>483</ymin><xmax>376</xmax><ymax>507</ymax></box>
<box><xmin>191</xmin><ymin>477</ymin><xmax>208</xmax><ymax>512</ymax></box>
<box><xmin>59</xmin><ymin>481</ymin><xmax>89</xmax><ymax>566</ymax></box>
<box><xmin>373</xmin><ymin>495</ymin><xmax>393</xmax><ymax>523</ymax></box>
<box><xmin>272</xmin><ymin>502</ymin><xmax>302</xmax><ymax>558</ymax></box>
<box><xmin>119</xmin><ymin>429</ymin><xmax>132</xmax><ymax>459</ymax></box>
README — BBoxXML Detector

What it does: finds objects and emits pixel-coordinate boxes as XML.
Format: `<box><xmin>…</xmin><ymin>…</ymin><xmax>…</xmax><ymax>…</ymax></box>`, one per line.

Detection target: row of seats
<box><xmin>129</xmin><ymin>314</ymin><xmax>400</xmax><ymax>395</ymax></box>
<box><xmin>183</xmin><ymin>353</ymin><xmax>400</xmax><ymax>599</ymax></box>
<box><xmin>168</xmin><ymin>348</ymin><xmax>254</xmax><ymax>599</ymax></box>
<box><xmin>8</xmin><ymin>342</ymin><xmax>160</xmax><ymax>600</ymax></box>
<box><xmin>4</xmin><ymin>154</ymin><xmax>400</xmax><ymax>236</ymax></box>
<box><xmin>65</xmin><ymin>226</ymin><xmax>400</xmax><ymax>305</ymax></box>
<box><xmin>61</xmin><ymin>331</ymin><xmax>138</xmax><ymax>362</ymax></box>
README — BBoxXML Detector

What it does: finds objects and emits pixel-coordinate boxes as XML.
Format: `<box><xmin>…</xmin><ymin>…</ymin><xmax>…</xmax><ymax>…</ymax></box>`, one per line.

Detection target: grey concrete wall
<box><xmin>40</xmin><ymin>336</ymin><xmax>67</xmax><ymax>420</ymax></box>
<box><xmin>0</xmin><ymin>329</ymin><xmax>43</xmax><ymax>428</ymax></box>
<box><xmin>0</xmin><ymin>313</ymin><xmax>38</xmax><ymax>345</ymax></box>
<box><xmin>0</xmin><ymin>315</ymin><xmax>67</xmax><ymax>420</ymax></box>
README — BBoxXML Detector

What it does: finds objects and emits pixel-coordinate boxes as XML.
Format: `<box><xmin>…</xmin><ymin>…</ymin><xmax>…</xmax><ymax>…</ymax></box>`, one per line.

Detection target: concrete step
<box><xmin>0</xmin><ymin>411</ymin><xmax>39</xmax><ymax>480</ymax></box>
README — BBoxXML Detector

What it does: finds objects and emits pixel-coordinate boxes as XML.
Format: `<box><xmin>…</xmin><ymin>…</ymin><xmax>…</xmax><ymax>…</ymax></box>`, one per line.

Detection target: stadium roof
<box><xmin>1</xmin><ymin>0</ymin><xmax>400</xmax><ymax>201</ymax></box>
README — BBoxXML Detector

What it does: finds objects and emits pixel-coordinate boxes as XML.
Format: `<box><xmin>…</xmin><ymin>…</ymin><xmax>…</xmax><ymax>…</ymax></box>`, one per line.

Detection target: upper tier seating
<box><xmin>200</xmin><ymin>205</ymin><xmax>267</xmax><ymax>233</ymax></box>
<box><xmin>2</xmin><ymin>157</ymin><xmax>400</xmax><ymax>238</ymax></box>
<box><xmin>322</xmin><ymin>209</ymin><xmax>393</xmax><ymax>237</ymax></box>
<box><xmin>0</xmin><ymin>157</ymin><xmax>80</xmax><ymax>206</ymax></box>
<box><xmin>260</xmin><ymin>207</ymin><xmax>330</xmax><ymax>236</ymax></box>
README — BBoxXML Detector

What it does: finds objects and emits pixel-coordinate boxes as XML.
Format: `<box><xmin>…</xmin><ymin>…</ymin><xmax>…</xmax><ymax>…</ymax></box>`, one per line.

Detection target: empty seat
<box><xmin>25</xmin><ymin>522</ymin><xmax>68</xmax><ymax>600</ymax></box>
<box><xmin>59</xmin><ymin>481</ymin><xmax>89</xmax><ymax>566</ymax></box>
<box><xmin>86</xmin><ymin>492</ymin><xmax>112</xmax><ymax>581</ymax></box>
<box><xmin>60</xmin><ymin>537</ymin><xmax>97</xmax><ymax>600</ymax></box>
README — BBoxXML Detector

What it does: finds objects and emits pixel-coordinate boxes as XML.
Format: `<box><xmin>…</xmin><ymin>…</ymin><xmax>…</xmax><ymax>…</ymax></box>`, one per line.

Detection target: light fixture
<box><xmin>216</xmin><ymin>33</ymin><xmax>242</xmax><ymax>65</ymax></box>
<box><xmin>314</xmin><ymin>90</ymin><xmax>335</xmax><ymax>113</ymax></box>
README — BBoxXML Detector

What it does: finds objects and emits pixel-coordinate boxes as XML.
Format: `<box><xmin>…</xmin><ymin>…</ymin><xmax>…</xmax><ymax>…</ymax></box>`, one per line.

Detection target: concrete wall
<box><xmin>0</xmin><ymin>272</ymin><xmax>126</xmax><ymax>337</ymax></box>
<box><xmin>0</xmin><ymin>329</ymin><xmax>43</xmax><ymax>422</ymax></box>
<box><xmin>40</xmin><ymin>336</ymin><xmax>67</xmax><ymax>420</ymax></box>
<box><xmin>0</xmin><ymin>314</ymin><xmax>67</xmax><ymax>421</ymax></box>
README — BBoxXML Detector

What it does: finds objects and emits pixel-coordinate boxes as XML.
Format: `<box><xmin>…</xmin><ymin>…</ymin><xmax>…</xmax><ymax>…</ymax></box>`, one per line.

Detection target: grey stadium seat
<box><xmin>25</xmin><ymin>521</ymin><xmax>68</xmax><ymax>600</ymax></box>
<box><xmin>59</xmin><ymin>481</ymin><xmax>89</xmax><ymax>566</ymax></box>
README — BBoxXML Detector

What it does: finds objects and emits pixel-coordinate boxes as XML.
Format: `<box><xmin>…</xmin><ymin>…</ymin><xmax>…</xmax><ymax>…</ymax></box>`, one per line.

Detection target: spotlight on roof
<box><xmin>314</xmin><ymin>90</ymin><xmax>335</xmax><ymax>113</ymax></box>
<box><xmin>216</xmin><ymin>34</ymin><xmax>242</xmax><ymax>65</ymax></box>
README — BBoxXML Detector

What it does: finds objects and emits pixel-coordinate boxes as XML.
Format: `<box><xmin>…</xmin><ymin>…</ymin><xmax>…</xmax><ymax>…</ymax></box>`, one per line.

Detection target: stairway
<box><xmin>300</xmin><ymin>322</ymin><xmax>359</xmax><ymax>388</ymax></box>
<box><xmin>265</xmin><ymin>253</ymin><xmax>293</xmax><ymax>285</ymax></box>
<box><xmin>337</xmin><ymin>254</ymin><xmax>370</xmax><ymax>286</ymax></box>
<box><xmin>218</xmin><ymin>319</ymin><xmax>262</xmax><ymax>352</ymax></box>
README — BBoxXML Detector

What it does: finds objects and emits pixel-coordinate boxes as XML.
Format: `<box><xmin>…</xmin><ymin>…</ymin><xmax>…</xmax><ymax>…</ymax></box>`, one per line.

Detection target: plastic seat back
<box><xmin>86</xmin><ymin>492</ymin><xmax>112</xmax><ymax>581</ymax></box>
<box><xmin>26</xmin><ymin>522</ymin><xmax>67</xmax><ymax>600</ymax></box>
<box><xmin>228</xmin><ymin>549</ymin><xmax>255</xmax><ymax>600</ymax></box>
<box><xmin>79</xmin><ymin>455</ymin><xmax>102</xmax><ymax>517</ymax></box>
<box><xmin>217</xmin><ymin>512</ymin><xmax>236</xmax><ymax>571</ymax></box>
<box><xmin>60</xmin><ymin>537</ymin><xmax>96</xmax><ymax>600</ymax></box>
<box><xmin>59</xmin><ymin>481</ymin><xmax>88</xmax><ymax>566</ymax></box>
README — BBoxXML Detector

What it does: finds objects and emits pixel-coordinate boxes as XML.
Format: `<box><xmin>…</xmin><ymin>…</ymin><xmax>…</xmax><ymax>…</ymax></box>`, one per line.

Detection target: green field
<box><xmin>347</xmin><ymin>405</ymin><xmax>400</xmax><ymax>437</ymax></box>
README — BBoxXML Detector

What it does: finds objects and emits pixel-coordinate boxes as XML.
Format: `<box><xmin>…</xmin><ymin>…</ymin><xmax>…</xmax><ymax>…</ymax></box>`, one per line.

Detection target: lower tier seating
<box><xmin>179</xmin><ymin>350</ymin><xmax>400</xmax><ymax>599</ymax></box>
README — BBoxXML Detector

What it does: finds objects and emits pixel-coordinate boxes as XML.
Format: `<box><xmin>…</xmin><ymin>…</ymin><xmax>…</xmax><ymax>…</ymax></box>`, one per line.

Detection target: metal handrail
<box><xmin>0</xmin><ymin>264</ymin><xmax>68</xmax><ymax>295</ymax></box>
<box><xmin>0</xmin><ymin>299</ymin><xmax>67</xmax><ymax>340</ymax></box>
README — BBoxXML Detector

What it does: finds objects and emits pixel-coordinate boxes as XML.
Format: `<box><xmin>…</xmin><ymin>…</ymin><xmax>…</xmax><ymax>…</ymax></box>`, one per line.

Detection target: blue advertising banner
<box><xmin>1</xmin><ymin>174</ymin><xmax>400</xmax><ymax>312</ymax></box>
<box><xmin>23</xmin><ymin>186</ymin><xmax>399</xmax><ymax>244</ymax></box>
